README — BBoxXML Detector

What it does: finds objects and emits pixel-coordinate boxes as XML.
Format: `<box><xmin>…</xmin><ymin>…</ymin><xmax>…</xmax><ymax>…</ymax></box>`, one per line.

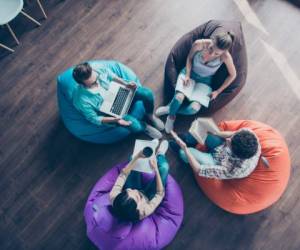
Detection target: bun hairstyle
<box><xmin>213</xmin><ymin>31</ymin><xmax>235</xmax><ymax>50</ymax></box>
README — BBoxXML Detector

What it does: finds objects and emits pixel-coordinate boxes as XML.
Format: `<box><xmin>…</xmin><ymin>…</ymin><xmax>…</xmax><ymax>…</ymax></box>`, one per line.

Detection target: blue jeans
<box><xmin>170</xmin><ymin>133</ymin><xmax>224</xmax><ymax>166</ymax></box>
<box><xmin>124</xmin><ymin>155</ymin><xmax>169</xmax><ymax>200</ymax></box>
<box><xmin>169</xmin><ymin>71</ymin><xmax>212</xmax><ymax>116</ymax></box>
<box><xmin>169</xmin><ymin>92</ymin><xmax>201</xmax><ymax>116</ymax></box>
<box><xmin>122</xmin><ymin>86</ymin><xmax>155</xmax><ymax>133</ymax></box>
<box><xmin>133</xmin><ymin>86</ymin><xmax>155</xmax><ymax>114</ymax></box>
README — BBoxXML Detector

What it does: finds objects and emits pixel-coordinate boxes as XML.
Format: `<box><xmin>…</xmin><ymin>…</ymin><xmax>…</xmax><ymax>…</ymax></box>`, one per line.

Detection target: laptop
<box><xmin>99</xmin><ymin>81</ymin><xmax>136</xmax><ymax>118</ymax></box>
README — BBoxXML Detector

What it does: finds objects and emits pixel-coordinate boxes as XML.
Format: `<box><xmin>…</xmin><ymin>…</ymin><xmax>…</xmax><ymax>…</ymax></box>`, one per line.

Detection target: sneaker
<box><xmin>148</xmin><ymin>114</ymin><xmax>164</xmax><ymax>131</ymax></box>
<box><xmin>152</xmin><ymin>138</ymin><xmax>160</xmax><ymax>148</ymax></box>
<box><xmin>165</xmin><ymin>116</ymin><xmax>175</xmax><ymax>134</ymax></box>
<box><xmin>145</xmin><ymin>124</ymin><xmax>163</xmax><ymax>139</ymax></box>
<box><xmin>155</xmin><ymin>105</ymin><xmax>170</xmax><ymax>117</ymax></box>
<box><xmin>157</xmin><ymin>140</ymin><xmax>169</xmax><ymax>155</ymax></box>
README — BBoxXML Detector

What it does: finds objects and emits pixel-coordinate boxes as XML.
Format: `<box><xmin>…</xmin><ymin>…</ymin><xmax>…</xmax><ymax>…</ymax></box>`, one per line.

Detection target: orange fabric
<box><xmin>195</xmin><ymin>120</ymin><xmax>290</xmax><ymax>214</ymax></box>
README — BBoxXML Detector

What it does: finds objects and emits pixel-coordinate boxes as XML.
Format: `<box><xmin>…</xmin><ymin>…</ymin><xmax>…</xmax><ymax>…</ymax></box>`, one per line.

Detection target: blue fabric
<box><xmin>57</xmin><ymin>60</ymin><xmax>146</xmax><ymax>144</ymax></box>
<box><xmin>169</xmin><ymin>92</ymin><xmax>184</xmax><ymax>116</ymax></box>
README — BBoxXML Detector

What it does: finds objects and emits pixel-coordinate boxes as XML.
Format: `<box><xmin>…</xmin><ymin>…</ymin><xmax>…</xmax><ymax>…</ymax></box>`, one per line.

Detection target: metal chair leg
<box><xmin>0</xmin><ymin>43</ymin><xmax>15</xmax><ymax>53</ymax></box>
<box><xmin>20</xmin><ymin>10</ymin><xmax>41</xmax><ymax>26</ymax></box>
<box><xmin>6</xmin><ymin>24</ymin><xmax>20</xmax><ymax>45</ymax></box>
<box><xmin>37</xmin><ymin>0</ymin><xmax>47</xmax><ymax>19</ymax></box>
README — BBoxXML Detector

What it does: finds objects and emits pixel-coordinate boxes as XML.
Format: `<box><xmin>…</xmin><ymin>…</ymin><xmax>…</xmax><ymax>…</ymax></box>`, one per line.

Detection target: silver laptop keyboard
<box><xmin>110</xmin><ymin>87</ymin><xmax>130</xmax><ymax>115</ymax></box>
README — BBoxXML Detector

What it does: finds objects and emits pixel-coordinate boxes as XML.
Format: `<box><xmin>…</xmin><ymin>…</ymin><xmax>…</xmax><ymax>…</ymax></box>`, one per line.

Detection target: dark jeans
<box><xmin>132</xmin><ymin>86</ymin><xmax>155</xmax><ymax>114</ymax></box>
<box><xmin>122</xmin><ymin>86</ymin><xmax>155</xmax><ymax>133</ymax></box>
<box><xmin>170</xmin><ymin>132</ymin><xmax>225</xmax><ymax>153</ymax></box>
<box><xmin>123</xmin><ymin>155</ymin><xmax>169</xmax><ymax>200</ymax></box>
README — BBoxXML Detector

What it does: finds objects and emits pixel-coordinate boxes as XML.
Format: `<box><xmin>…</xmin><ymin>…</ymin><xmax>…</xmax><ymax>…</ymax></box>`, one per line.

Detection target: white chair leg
<box><xmin>20</xmin><ymin>10</ymin><xmax>41</xmax><ymax>26</ymax></box>
<box><xmin>0</xmin><ymin>43</ymin><xmax>15</xmax><ymax>53</ymax></box>
<box><xmin>6</xmin><ymin>24</ymin><xmax>20</xmax><ymax>45</ymax></box>
<box><xmin>37</xmin><ymin>0</ymin><xmax>47</xmax><ymax>19</ymax></box>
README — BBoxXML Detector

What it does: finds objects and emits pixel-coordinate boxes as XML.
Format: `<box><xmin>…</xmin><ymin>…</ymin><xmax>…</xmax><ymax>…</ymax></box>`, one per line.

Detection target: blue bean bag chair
<box><xmin>57</xmin><ymin>60</ymin><xmax>146</xmax><ymax>144</ymax></box>
<box><xmin>84</xmin><ymin>162</ymin><xmax>184</xmax><ymax>250</ymax></box>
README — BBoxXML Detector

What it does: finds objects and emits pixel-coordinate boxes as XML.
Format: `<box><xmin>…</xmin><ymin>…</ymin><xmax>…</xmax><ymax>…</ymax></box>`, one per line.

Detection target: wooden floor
<box><xmin>1</xmin><ymin>0</ymin><xmax>300</xmax><ymax>249</ymax></box>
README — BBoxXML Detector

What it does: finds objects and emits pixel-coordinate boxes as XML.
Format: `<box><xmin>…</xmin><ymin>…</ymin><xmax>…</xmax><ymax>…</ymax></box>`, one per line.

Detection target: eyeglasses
<box><xmin>90</xmin><ymin>71</ymin><xmax>100</xmax><ymax>86</ymax></box>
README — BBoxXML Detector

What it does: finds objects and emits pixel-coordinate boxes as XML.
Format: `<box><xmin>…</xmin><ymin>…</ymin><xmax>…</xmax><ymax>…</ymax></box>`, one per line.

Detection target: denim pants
<box><xmin>169</xmin><ymin>72</ymin><xmax>212</xmax><ymax>116</ymax></box>
<box><xmin>122</xmin><ymin>86</ymin><xmax>155</xmax><ymax>133</ymax></box>
<box><xmin>124</xmin><ymin>155</ymin><xmax>169</xmax><ymax>200</ymax></box>
<box><xmin>172</xmin><ymin>133</ymin><xmax>225</xmax><ymax>166</ymax></box>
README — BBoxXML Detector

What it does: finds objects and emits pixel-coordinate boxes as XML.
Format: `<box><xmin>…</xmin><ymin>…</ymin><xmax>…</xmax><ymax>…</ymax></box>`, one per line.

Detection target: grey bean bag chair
<box><xmin>164</xmin><ymin>20</ymin><xmax>247</xmax><ymax>114</ymax></box>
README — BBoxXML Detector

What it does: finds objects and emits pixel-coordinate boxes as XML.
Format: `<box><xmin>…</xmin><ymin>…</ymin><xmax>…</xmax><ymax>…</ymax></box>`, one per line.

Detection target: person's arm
<box><xmin>150</xmin><ymin>159</ymin><xmax>164</xmax><ymax>194</ymax></box>
<box><xmin>78</xmin><ymin>103</ymin><xmax>105</xmax><ymax>126</ymax></box>
<box><xmin>182</xmin><ymin>144</ymin><xmax>232</xmax><ymax>179</ymax></box>
<box><xmin>109</xmin><ymin>152</ymin><xmax>143</xmax><ymax>203</ymax></box>
<box><xmin>113</xmin><ymin>76</ymin><xmax>137</xmax><ymax>90</ymax></box>
<box><xmin>80</xmin><ymin>104</ymin><xmax>131</xmax><ymax>126</ymax></box>
<box><xmin>170</xmin><ymin>131</ymin><xmax>202</xmax><ymax>173</ymax></box>
<box><xmin>140</xmin><ymin>159</ymin><xmax>165</xmax><ymax>218</ymax></box>
<box><xmin>211</xmin><ymin>52</ymin><xmax>237</xmax><ymax>100</ymax></box>
<box><xmin>185</xmin><ymin>40</ymin><xmax>207</xmax><ymax>80</ymax></box>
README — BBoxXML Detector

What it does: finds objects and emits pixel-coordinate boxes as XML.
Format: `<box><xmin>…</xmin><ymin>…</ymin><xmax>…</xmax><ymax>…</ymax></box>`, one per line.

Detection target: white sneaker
<box><xmin>152</xmin><ymin>139</ymin><xmax>160</xmax><ymax>148</ymax></box>
<box><xmin>145</xmin><ymin>124</ymin><xmax>163</xmax><ymax>139</ymax></box>
<box><xmin>157</xmin><ymin>140</ymin><xmax>169</xmax><ymax>155</ymax></box>
<box><xmin>165</xmin><ymin>116</ymin><xmax>175</xmax><ymax>134</ymax></box>
<box><xmin>148</xmin><ymin>114</ymin><xmax>164</xmax><ymax>131</ymax></box>
<box><xmin>155</xmin><ymin>105</ymin><xmax>170</xmax><ymax>117</ymax></box>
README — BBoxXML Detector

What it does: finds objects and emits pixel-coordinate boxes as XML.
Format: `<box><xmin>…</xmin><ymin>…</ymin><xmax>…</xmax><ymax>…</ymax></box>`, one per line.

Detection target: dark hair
<box><xmin>231</xmin><ymin>130</ymin><xmax>258</xmax><ymax>159</ymax></box>
<box><xmin>72</xmin><ymin>62</ymin><xmax>92</xmax><ymax>85</ymax></box>
<box><xmin>112</xmin><ymin>191</ymin><xmax>140</xmax><ymax>222</ymax></box>
<box><xmin>213</xmin><ymin>31</ymin><xmax>234</xmax><ymax>50</ymax></box>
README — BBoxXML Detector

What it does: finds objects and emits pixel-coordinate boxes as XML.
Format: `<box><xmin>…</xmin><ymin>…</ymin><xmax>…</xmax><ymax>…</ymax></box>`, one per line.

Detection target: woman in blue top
<box><xmin>156</xmin><ymin>32</ymin><xmax>237</xmax><ymax>133</ymax></box>
<box><xmin>72</xmin><ymin>62</ymin><xmax>164</xmax><ymax>139</ymax></box>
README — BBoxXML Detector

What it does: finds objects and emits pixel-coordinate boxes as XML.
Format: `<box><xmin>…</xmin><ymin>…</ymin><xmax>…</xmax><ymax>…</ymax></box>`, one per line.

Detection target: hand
<box><xmin>127</xmin><ymin>81</ymin><xmax>137</xmax><ymax>90</ymax></box>
<box><xmin>149</xmin><ymin>158</ymin><xmax>158</xmax><ymax>171</ymax></box>
<box><xmin>183</xmin><ymin>75</ymin><xmax>191</xmax><ymax>86</ymax></box>
<box><xmin>117</xmin><ymin>119</ymin><xmax>132</xmax><ymax>126</ymax></box>
<box><xmin>210</xmin><ymin>91</ymin><xmax>219</xmax><ymax>100</ymax></box>
<box><xmin>137</xmin><ymin>150</ymin><xmax>147</xmax><ymax>159</ymax></box>
<box><xmin>170</xmin><ymin>130</ymin><xmax>187</xmax><ymax>149</ymax></box>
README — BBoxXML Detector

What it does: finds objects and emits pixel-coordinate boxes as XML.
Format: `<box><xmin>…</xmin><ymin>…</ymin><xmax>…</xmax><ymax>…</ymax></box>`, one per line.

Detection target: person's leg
<box><xmin>133</xmin><ymin>86</ymin><xmax>155</xmax><ymax>115</ymax></box>
<box><xmin>179</xmin><ymin>147</ymin><xmax>215</xmax><ymax>166</ymax></box>
<box><xmin>168</xmin><ymin>91</ymin><xmax>185</xmax><ymax>116</ymax></box>
<box><xmin>178</xmin><ymin>101</ymin><xmax>201</xmax><ymax>115</ymax></box>
<box><xmin>134</xmin><ymin>86</ymin><xmax>164</xmax><ymax>131</ymax></box>
<box><xmin>165</xmin><ymin>91</ymin><xmax>185</xmax><ymax>133</ymax></box>
<box><xmin>123</xmin><ymin>114</ymin><xmax>146</xmax><ymax>134</ymax></box>
<box><xmin>143</xmin><ymin>154</ymin><xmax>169</xmax><ymax>199</ymax></box>
<box><xmin>205</xmin><ymin>134</ymin><xmax>225</xmax><ymax>152</ymax></box>
<box><xmin>124</xmin><ymin>170</ymin><xmax>143</xmax><ymax>190</ymax></box>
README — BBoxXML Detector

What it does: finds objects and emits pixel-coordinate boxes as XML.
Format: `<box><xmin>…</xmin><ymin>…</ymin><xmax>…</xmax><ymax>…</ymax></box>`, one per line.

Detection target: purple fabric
<box><xmin>84</xmin><ymin>163</ymin><xmax>184</xmax><ymax>250</ymax></box>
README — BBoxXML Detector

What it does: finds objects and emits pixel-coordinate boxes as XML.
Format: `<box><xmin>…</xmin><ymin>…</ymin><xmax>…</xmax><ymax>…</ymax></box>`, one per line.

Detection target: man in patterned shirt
<box><xmin>170</xmin><ymin>128</ymin><xmax>261</xmax><ymax>179</ymax></box>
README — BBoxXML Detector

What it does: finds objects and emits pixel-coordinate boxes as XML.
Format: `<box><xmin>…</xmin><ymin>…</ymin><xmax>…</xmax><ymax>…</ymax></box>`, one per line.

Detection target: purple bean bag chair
<box><xmin>84</xmin><ymin>162</ymin><xmax>184</xmax><ymax>250</ymax></box>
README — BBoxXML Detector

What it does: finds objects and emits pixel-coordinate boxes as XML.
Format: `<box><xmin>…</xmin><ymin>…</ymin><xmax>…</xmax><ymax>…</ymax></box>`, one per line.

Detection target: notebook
<box><xmin>132</xmin><ymin>139</ymin><xmax>159</xmax><ymax>173</ymax></box>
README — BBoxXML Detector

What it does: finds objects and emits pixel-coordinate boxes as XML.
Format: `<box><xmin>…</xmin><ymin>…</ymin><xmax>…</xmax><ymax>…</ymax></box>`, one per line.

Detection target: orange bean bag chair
<box><xmin>195</xmin><ymin>120</ymin><xmax>291</xmax><ymax>214</ymax></box>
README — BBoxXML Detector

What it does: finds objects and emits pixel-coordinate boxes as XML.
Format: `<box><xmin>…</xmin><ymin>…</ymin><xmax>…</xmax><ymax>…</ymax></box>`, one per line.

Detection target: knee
<box><xmin>179</xmin><ymin>149</ymin><xmax>188</xmax><ymax>163</ymax></box>
<box><xmin>190</xmin><ymin>102</ymin><xmax>201</xmax><ymax>114</ymax></box>
<box><xmin>126</xmin><ymin>117</ymin><xmax>144</xmax><ymax>133</ymax></box>
<box><xmin>132</xmin><ymin>122</ymin><xmax>144</xmax><ymax>133</ymax></box>
<box><xmin>175</xmin><ymin>93</ymin><xmax>185</xmax><ymax>103</ymax></box>
<box><xmin>159</xmin><ymin>161</ymin><xmax>169</xmax><ymax>173</ymax></box>
<box><xmin>140</xmin><ymin>87</ymin><xmax>154</xmax><ymax>101</ymax></box>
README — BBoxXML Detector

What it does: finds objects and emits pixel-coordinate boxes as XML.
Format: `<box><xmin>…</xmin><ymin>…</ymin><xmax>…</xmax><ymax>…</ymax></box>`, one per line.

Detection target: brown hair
<box><xmin>213</xmin><ymin>31</ymin><xmax>235</xmax><ymax>50</ymax></box>
<box><xmin>72</xmin><ymin>62</ymin><xmax>92</xmax><ymax>84</ymax></box>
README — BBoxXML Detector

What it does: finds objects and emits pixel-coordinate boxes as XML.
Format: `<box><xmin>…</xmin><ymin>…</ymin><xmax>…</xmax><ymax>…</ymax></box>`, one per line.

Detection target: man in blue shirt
<box><xmin>72</xmin><ymin>62</ymin><xmax>164</xmax><ymax>139</ymax></box>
